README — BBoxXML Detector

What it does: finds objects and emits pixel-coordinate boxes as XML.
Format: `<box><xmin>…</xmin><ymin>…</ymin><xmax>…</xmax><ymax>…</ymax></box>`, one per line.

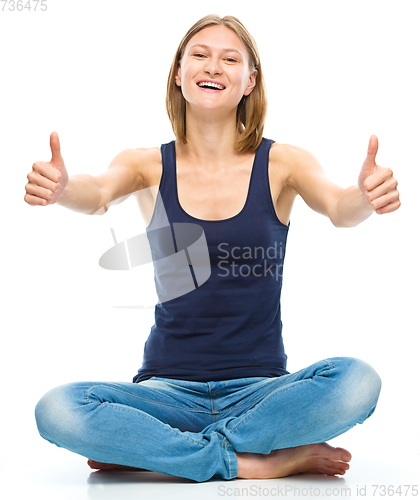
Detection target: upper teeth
<box><xmin>198</xmin><ymin>82</ymin><xmax>225</xmax><ymax>90</ymax></box>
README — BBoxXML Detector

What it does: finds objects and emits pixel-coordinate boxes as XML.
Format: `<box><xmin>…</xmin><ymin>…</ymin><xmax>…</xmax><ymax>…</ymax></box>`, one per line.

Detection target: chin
<box><xmin>187</xmin><ymin>99</ymin><xmax>238</xmax><ymax>112</ymax></box>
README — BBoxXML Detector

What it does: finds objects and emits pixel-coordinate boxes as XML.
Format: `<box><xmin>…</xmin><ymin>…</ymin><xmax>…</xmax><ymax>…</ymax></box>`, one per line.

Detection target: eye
<box><xmin>226</xmin><ymin>58</ymin><xmax>237</xmax><ymax>63</ymax></box>
<box><xmin>193</xmin><ymin>53</ymin><xmax>206</xmax><ymax>58</ymax></box>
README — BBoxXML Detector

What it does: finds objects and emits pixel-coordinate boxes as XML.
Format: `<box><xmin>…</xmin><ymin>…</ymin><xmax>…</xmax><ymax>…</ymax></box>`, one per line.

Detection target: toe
<box><xmin>336</xmin><ymin>447</ymin><xmax>352</xmax><ymax>461</ymax></box>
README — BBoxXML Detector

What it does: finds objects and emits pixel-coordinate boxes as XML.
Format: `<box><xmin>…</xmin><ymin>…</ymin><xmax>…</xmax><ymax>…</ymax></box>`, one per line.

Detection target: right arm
<box><xmin>24</xmin><ymin>132</ymin><xmax>146</xmax><ymax>215</ymax></box>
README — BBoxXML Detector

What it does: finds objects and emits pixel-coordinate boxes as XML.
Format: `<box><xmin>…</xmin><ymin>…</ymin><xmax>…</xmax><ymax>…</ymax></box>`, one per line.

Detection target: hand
<box><xmin>24</xmin><ymin>131</ymin><xmax>69</xmax><ymax>206</ymax></box>
<box><xmin>358</xmin><ymin>135</ymin><xmax>401</xmax><ymax>215</ymax></box>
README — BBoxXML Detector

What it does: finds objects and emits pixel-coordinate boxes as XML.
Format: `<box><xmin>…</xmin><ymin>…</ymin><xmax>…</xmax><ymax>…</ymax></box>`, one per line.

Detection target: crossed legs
<box><xmin>35</xmin><ymin>357</ymin><xmax>381</xmax><ymax>482</ymax></box>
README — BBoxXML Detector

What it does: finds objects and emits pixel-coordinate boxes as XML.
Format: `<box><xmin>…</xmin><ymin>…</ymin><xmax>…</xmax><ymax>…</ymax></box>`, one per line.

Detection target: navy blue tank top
<box><xmin>133</xmin><ymin>137</ymin><xmax>290</xmax><ymax>383</ymax></box>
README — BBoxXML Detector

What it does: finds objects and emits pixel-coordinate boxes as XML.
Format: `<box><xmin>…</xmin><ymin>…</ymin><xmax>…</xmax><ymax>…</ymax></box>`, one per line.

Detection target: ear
<box><xmin>243</xmin><ymin>69</ymin><xmax>258</xmax><ymax>96</ymax></box>
<box><xmin>175</xmin><ymin>64</ymin><xmax>181</xmax><ymax>87</ymax></box>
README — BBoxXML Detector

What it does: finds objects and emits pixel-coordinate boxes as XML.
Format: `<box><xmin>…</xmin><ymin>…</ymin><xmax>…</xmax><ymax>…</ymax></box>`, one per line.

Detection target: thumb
<box><xmin>359</xmin><ymin>134</ymin><xmax>378</xmax><ymax>184</ymax></box>
<box><xmin>364</xmin><ymin>134</ymin><xmax>378</xmax><ymax>167</ymax></box>
<box><xmin>358</xmin><ymin>135</ymin><xmax>379</xmax><ymax>194</ymax></box>
<box><xmin>50</xmin><ymin>131</ymin><xmax>64</xmax><ymax>167</ymax></box>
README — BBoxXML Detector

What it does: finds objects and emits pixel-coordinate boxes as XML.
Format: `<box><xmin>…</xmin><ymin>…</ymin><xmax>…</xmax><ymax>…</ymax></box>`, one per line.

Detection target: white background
<box><xmin>1</xmin><ymin>0</ymin><xmax>419</xmax><ymax>498</ymax></box>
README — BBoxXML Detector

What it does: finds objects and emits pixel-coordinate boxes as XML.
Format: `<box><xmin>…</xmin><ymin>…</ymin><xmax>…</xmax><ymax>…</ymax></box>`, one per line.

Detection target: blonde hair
<box><xmin>166</xmin><ymin>14</ymin><xmax>267</xmax><ymax>153</ymax></box>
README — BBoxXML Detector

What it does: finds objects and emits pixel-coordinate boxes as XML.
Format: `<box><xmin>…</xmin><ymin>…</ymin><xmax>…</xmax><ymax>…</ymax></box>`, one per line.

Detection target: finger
<box><xmin>50</xmin><ymin>131</ymin><xmax>64</xmax><ymax>166</ymax></box>
<box><xmin>371</xmin><ymin>190</ymin><xmax>400</xmax><ymax>211</ymax></box>
<box><xmin>367</xmin><ymin>176</ymin><xmax>398</xmax><ymax>201</ymax></box>
<box><xmin>24</xmin><ymin>192</ymin><xmax>49</xmax><ymax>206</ymax></box>
<box><xmin>364</xmin><ymin>167</ymin><xmax>394</xmax><ymax>191</ymax></box>
<box><xmin>25</xmin><ymin>178</ymin><xmax>57</xmax><ymax>202</ymax></box>
<box><xmin>33</xmin><ymin>161</ymin><xmax>61</xmax><ymax>183</ymax></box>
<box><xmin>28</xmin><ymin>169</ymin><xmax>59</xmax><ymax>193</ymax></box>
<box><xmin>375</xmin><ymin>199</ymin><xmax>401</xmax><ymax>215</ymax></box>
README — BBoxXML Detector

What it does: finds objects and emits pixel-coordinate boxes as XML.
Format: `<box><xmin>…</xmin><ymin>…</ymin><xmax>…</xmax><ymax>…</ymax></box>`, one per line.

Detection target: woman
<box><xmin>26</xmin><ymin>14</ymin><xmax>400</xmax><ymax>483</ymax></box>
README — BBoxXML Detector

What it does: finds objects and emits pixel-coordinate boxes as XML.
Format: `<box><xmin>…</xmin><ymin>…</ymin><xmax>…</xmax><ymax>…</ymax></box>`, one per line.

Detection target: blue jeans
<box><xmin>35</xmin><ymin>357</ymin><xmax>381</xmax><ymax>483</ymax></box>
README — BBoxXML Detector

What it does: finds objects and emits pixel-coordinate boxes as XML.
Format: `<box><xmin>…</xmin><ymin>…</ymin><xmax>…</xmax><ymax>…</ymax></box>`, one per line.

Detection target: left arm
<box><xmin>283</xmin><ymin>135</ymin><xmax>401</xmax><ymax>228</ymax></box>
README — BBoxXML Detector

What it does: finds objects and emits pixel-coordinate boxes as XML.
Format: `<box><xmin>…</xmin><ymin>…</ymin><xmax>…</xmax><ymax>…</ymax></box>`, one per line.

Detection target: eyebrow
<box><xmin>189</xmin><ymin>44</ymin><xmax>242</xmax><ymax>55</ymax></box>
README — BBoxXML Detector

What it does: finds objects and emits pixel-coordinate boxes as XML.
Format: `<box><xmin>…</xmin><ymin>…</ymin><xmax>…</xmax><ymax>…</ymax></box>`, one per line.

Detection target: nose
<box><xmin>204</xmin><ymin>56</ymin><xmax>222</xmax><ymax>76</ymax></box>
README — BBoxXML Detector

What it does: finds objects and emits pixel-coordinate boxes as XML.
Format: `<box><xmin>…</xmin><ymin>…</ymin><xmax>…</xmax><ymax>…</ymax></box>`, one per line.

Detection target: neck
<box><xmin>177</xmin><ymin>104</ymin><xmax>243</xmax><ymax>170</ymax></box>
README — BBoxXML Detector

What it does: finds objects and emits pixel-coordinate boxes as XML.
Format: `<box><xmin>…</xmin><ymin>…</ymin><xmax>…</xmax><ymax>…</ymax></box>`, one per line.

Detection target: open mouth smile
<box><xmin>196</xmin><ymin>81</ymin><xmax>226</xmax><ymax>92</ymax></box>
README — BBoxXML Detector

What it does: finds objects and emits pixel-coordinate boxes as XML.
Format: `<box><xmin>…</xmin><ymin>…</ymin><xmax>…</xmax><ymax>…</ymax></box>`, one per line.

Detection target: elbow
<box><xmin>330</xmin><ymin>207</ymin><xmax>357</xmax><ymax>228</ymax></box>
<box><xmin>89</xmin><ymin>187</ymin><xmax>109</xmax><ymax>216</ymax></box>
<box><xmin>330</xmin><ymin>205</ymin><xmax>345</xmax><ymax>228</ymax></box>
<box><xmin>90</xmin><ymin>204</ymin><xmax>108</xmax><ymax>216</ymax></box>
<box><xmin>331</xmin><ymin>217</ymin><xmax>343</xmax><ymax>228</ymax></box>
<box><xmin>331</xmin><ymin>215</ymin><xmax>359</xmax><ymax>228</ymax></box>
<box><xmin>330</xmin><ymin>190</ymin><xmax>358</xmax><ymax>228</ymax></box>
<box><xmin>332</xmin><ymin>219</ymin><xmax>354</xmax><ymax>228</ymax></box>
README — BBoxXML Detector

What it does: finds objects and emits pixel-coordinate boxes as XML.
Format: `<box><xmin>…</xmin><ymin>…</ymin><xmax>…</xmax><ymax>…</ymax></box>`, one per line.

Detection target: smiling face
<box><xmin>175</xmin><ymin>25</ymin><xmax>258</xmax><ymax>113</ymax></box>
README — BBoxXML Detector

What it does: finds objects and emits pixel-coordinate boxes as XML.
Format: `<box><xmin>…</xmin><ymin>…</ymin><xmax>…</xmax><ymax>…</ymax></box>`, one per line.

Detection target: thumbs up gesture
<box><xmin>25</xmin><ymin>132</ymin><xmax>69</xmax><ymax>206</ymax></box>
<box><xmin>358</xmin><ymin>135</ymin><xmax>401</xmax><ymax>215</ymax></box>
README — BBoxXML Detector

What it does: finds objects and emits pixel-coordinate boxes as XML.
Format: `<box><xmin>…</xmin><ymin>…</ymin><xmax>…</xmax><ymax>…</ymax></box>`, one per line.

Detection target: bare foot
<box><xmin>236</xmin><ymin>442</ymin><xmax>352</xmax><ymax>479</ymax></box>
<box><xmin>87</xmin><ymin>460</ymin><xmax>149</xmax><ymax>472</ymax></box>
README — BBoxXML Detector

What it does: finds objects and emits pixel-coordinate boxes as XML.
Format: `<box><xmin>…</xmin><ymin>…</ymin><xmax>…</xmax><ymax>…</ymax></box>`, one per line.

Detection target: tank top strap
<box><xmin>246</xmin><ymin>137</ymin><xmax>278</xmax><ymax>220</ymax></box>
<box><xmin>158</xmin><ymin>140</ymin><xmax>178</xmax><ymax>207</ymax></box>
<box><xmin>145</xmin><ymin>140</ymin><xmax>179</xmax><ymax>232</ymax></box>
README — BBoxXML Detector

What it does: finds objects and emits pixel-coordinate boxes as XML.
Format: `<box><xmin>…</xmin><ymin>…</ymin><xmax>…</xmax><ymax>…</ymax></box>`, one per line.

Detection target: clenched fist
<box><xmin>24</xmin><ymin>132</ymin><xmax>69</xmax><ymax>206</ymax></box>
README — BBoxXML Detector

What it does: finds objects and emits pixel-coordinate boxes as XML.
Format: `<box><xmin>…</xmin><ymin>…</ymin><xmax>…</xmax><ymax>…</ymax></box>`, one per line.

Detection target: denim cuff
<box><xmin>222</xmin><ymin>437</ymin><xmax>238</xmax><ymax>480</ymax></box>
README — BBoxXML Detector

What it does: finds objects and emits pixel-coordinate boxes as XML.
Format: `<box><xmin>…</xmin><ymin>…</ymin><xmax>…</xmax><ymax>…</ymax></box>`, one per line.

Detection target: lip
<box><xmin>196</xmin><ymin>79</ymin><xmax>226</xmax><ymax>90</ymax></box>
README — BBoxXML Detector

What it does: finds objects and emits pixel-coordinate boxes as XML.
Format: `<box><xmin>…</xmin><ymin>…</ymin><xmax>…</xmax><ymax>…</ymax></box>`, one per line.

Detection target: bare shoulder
<box><xmin>132</xmin><ymin>146</ymin><xmax>162</xmax><ymax>188</ymax></box>
<box><xmin>269</xmin><ymin>142</ymin><xmax>322</xmax><ymax>188</ymax></box>
<box><xmin>133</xmin><ymin>146</ymin><xmax>161</xmax><ymax>156</ymax></box>
<box><xmin>268</xmin><ymin>142</ymin><xmax>305</xmax><ymax>193</ymax></box>
<box><xmin>269</xmin><ymin>141</ymin><xmax>311</xmax><ymax>169</ymax></box>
